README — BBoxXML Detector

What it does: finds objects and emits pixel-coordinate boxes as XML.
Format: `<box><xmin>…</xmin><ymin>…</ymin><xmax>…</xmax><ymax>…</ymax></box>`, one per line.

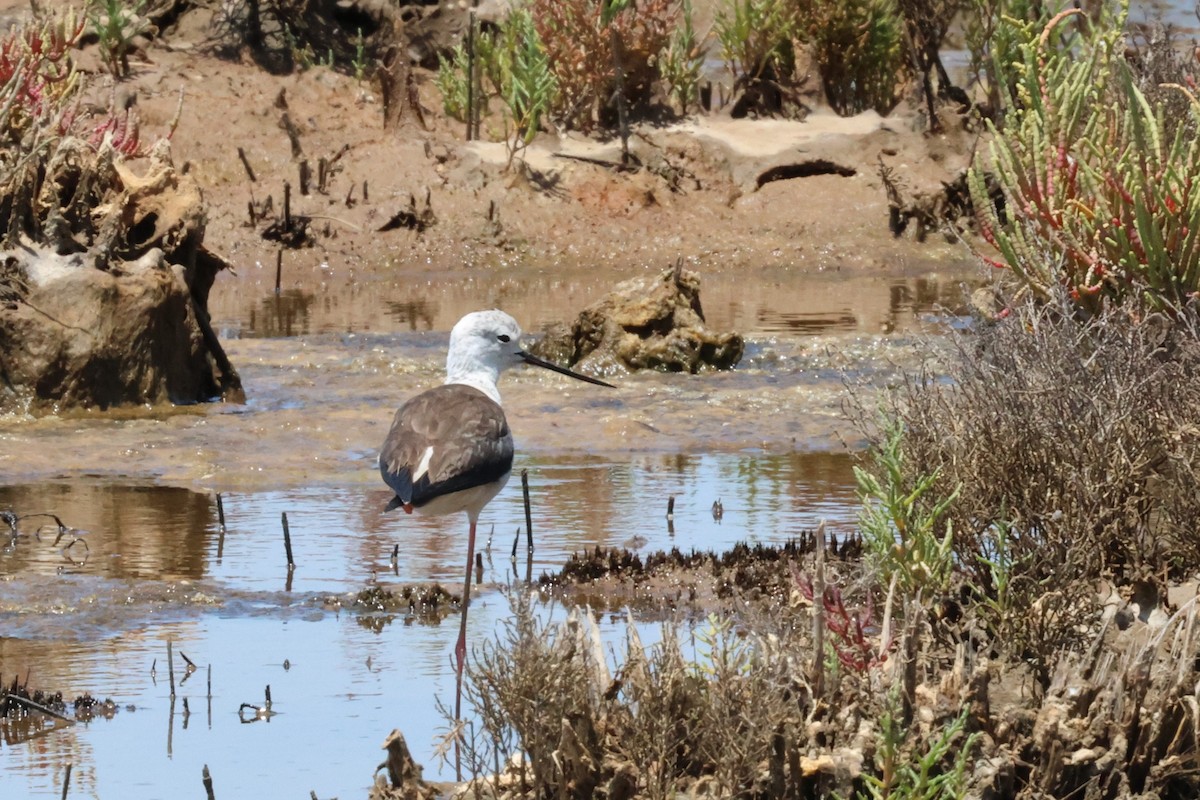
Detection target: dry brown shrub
<box><xmin>530</xmin><ymin>0</ymin><xmax>675</xmax><ymax>131</ymax></box>
<box><xmin>1125</xmin><ymin>22</ymin><xmax>1200</xmax><ymax>144</ymax></box>
<box><xmin>855</xmin><ymin>294</ymin><xmax>1200</xmax><ymax>685</ymax></box>
<box><xmin>444</xmin><ymin>576</ymin><xmax>988</xmax><ymax>799</ymax></box>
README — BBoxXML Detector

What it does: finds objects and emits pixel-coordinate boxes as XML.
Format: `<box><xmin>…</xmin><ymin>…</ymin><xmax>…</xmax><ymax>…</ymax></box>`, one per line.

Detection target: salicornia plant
<box><xmin>968</xmin><ymin>2</ymin><xmax>1200</xmax><ymax>315</ymax></box>
<box><xmin>860</xmin><ymin>699</ymin><xmax>977</xmax><ymax>800</ymax></box>
<box><xmin>855</xmin><ymin>416</ymin><xmax>959</xmax><ymax>599</ymax></box>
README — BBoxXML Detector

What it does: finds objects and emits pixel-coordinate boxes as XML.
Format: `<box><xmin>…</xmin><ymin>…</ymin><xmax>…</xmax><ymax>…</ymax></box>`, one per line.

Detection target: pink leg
<box><xmin>454</xmin><ymin>519</ymin><xmax>477</xmax><ymax>722</ymax></box>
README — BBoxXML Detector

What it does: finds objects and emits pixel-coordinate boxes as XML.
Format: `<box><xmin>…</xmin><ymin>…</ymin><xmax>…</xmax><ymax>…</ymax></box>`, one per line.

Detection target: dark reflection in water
<box><xmin>384</xmin><ymin>298</ymin><xmax>439</xmax><ymax>331</ymax></box>
<box><xmin>247</xmin><ymin>289</ymin><xmax>315</xmax><ymax>338</ymax></box>
<box><xmin>214</xmin><ymin>269</ymin><xmax>981</xmax><ymax>340</ymax></box>
<box><xmin>755</xmin><ymin>277</ymin><xmax>970</xmax><ymax>336</ymax></box>
<box><xmin>0</xmin><ymin>484</ymin><xmax>217</xmax><ymax>580</ymax></box>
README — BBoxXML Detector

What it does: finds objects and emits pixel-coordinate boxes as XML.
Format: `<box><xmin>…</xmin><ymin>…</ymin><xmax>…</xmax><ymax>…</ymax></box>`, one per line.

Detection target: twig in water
<box><xmin>202</xmin><ymin>764</ymin><xmax>215</xmax><ymax>800</ymax></box>
<box><xmin>521</xmin><ymin>468</ymin><xmax>533</xmax><ymax>553</ymax></box>
<box><xmin>216</xmin><ymin>493</ymin><xmax>226</xmax><ymax>531</ymax></box>
<box><xmin>238</xmin><ymin>688</ymin><xmax>275</xmax><ymax>723</ymax></box>
<box><xmin>167</xmin><ymin>640</ymin><xmax>176</xmax><ymax>698</ymax></box>
<box><xmin>60</xmin><ymin>763</ymin><xmax>71</xmax><ymax>800</ymax></box>
<box><xmin>282</xmin><ymin>512</ymin><xmax>295</xmax><ymax>570</ymax></box>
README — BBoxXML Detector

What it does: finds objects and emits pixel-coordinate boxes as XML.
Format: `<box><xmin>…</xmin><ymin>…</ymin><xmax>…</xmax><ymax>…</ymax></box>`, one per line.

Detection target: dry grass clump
<box><xmin>412</xmin><ymin>570</ymin><xmax>1200</xmax><ymax>800</ymax></box>
<box><xmin>885</xmin><ymin>298</ymin><xmax>1200</xmax><ymax>580</ymax></box>
<box><xmin>855</xmin><ymin>296</ymin><xmax>1200</xmax><ymax>684</ymax></box>
<box><xmin>450</xmin><ymin>588</ymin><xmax>887</xmax><ymax>800</ymax></box>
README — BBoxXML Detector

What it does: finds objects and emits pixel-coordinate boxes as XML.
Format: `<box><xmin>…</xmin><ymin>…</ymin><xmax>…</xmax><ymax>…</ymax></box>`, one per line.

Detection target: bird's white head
<box><xmin>445</xmin><ymin>310</ymin><xmax>525</xmax><ymax>403</ymax></box>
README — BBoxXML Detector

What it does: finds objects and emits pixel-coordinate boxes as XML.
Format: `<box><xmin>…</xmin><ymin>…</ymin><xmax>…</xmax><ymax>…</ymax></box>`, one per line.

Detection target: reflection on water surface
<box><xmin>214</xmin><ymin>267</ymin><xmax>974</xmax><ymax>340</ymax></box>
<box><xmin>0</xmin><ymin>451</ymin><xmax>857</xmax><ymax>797</ymax></box>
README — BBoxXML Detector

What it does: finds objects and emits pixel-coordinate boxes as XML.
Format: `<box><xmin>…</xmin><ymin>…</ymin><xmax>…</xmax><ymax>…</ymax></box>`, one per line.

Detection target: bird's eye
<box><xmin>497</xmin><ymin>334</ymin><xmax>511</xmax><ymax>343</ymax></box>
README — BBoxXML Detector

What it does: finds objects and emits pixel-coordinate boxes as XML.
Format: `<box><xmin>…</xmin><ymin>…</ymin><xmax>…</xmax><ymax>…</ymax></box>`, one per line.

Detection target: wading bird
<box><xmin>379</xmin><ymin>309</ymin><xmax>614</xmax><ymax>717</ymax></box>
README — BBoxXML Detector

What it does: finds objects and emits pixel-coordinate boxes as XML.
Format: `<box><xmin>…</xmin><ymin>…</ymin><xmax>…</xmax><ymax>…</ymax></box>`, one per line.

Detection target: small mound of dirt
<box><xmin>531</xmin><ymin>261</ymin><xmax>745</xmax><ymax>375</ymax></box>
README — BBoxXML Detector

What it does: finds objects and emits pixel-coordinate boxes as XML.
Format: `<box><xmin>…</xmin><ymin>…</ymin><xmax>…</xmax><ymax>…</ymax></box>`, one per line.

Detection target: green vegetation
<box><xmin>87</xmin><ymin>0</ymin><xmax>151</xmax><ymax>78</ymax></box>
<box><xmin>855</xmin><ymin>417</ymin><xmax>959</xmax><ymax>600</ymax></box>
<box><xmin>714</xmin><ymin>0</ymin><xmax>798</xmax><ymax>114</ymax></box>
<box><xmin>969</xmin><ymin>4</ymin><xmax>1200</xmax><ymax>314</ymax></box>
<box><xmin>658</xmin><ymin>0</ymin><xmax>706</xmax><ymax>114</ymax></box>
<box><xmin>860</xmin><ymin>702</ymin><xmax>976</xmax><ymax>800</ymax></box>
<box><xmin>798</xmin><ymin>0</ymin><xmax>908</xmax><ymax>116</ymax></box>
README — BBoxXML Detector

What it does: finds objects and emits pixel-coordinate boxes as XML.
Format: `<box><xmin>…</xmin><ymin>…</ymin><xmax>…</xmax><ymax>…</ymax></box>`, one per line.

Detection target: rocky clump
<box><xmin>531</xmin><ymin>263</ymin><xmax>744</xmax><ymax>375</ymax></box>
<box><xmin>0</xmin><ymin>140</ymin><xmax>243</xmax><ymax>413</ymax></box>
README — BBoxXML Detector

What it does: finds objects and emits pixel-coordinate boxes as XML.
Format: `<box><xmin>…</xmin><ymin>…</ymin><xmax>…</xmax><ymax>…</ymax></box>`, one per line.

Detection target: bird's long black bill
<box><xmin>520</xmin><ymin>351</ymin><xmax>616</xmax><ymax>388</ymax></box>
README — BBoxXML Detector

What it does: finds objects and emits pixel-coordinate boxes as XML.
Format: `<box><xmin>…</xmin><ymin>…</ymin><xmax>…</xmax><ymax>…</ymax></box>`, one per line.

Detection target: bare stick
<box><xmin>511</xmin><ymin>529</ymin><xmax>519</xmax><ymax>560</ymax></box>
<box><xmin>317</xmin><ymin>157</ymin><xmax>327</xmax><ymax>193</ymax></box>
<box><xmin>216</xmin><ymin>493</ymin><xmax>226</xmax><ymax>560</ymax></box>
<box><xmin>521</xmin><ymin>468</ymin><xmax>533</xmax><ymax>553</ymax></box>
<box><xmin>274</xmin><ymin>249</ymin><xmax>283</xmax><ymax>295</ymax></box>
<box><xmin>610</xmin><ymin>25</ymin><xmax>631</xmax><ymax>165</ymax></box>
<box><xmin>281</xmin><ymin>513</ymin><xmax>295</xmax><ymax>569</ymax></box>
<box><xmin>180</xmin><ymin>651</ymin><xmax>197</xmax><ymax>670</ymax></box>
<box><xmin>207</xmin><ymin>664</ymin><xmax>213</xmax><ymax>729</ymax></box>
<box><xmin>202</xmin><ymin>764</ymin><xmax>215</xmax><ymax>800</ymax></box>
<box><xmin>283</xmin><ymin>182</ymin><xmax>292</xmax><ymax>234</ymax></box>
<box><xmin>60</xmin><ymin>763</ymin><xmax>71</xmax><ymax>800</ymax></box>
<box><xmin>167</xmin><ymin>640</ymin><xmax>176</xmax><ymax>699</ymax></box>
<box><xmin>236</xmin><ymin>147</ymin><xmax>257</xmax><ymax>182</ymax></box>
<box><xmin>299</xmin><ymin>159</ymin><xmax>310</xmax><ymax>195</ymax></box>
<box><xmin>264</xmin><ymin>684</ymin><xmax>272</xmax><ymax>709</ymax></box>
<box><xmin>465</xmin><ymin>8</ymin><xmax>475</xmax><ymax>142</ymax></box>
<box><xmin>363</xmin><ymin>180</ymin><xmax>369</xmax><ymax>202</ymax></box>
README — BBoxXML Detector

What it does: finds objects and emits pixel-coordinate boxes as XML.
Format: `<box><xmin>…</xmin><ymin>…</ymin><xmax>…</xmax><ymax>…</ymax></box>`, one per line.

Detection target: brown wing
<box><xmin>379</xmin><ymin>384</ymin><xmax>514</xmax><ymax>509</ymax></box>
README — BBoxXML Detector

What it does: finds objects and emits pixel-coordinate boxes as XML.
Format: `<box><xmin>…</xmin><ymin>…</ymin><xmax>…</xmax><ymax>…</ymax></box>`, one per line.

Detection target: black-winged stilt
<box><xmin>379</xmin><ymin>309</ymin><xmax>613</xmax><ymax>716</ymax></box>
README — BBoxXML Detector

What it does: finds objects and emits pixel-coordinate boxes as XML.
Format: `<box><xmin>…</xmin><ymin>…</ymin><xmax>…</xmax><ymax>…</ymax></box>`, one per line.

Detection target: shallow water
<box><xmin>0</xmin><ymin>450</ymin><xmax>855</xmax><ymax>797</ymax></box>
<box><xmin>0</xmin><ymin>253</ymin><xmax>973</xmax><ymax>797</ymax></box>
